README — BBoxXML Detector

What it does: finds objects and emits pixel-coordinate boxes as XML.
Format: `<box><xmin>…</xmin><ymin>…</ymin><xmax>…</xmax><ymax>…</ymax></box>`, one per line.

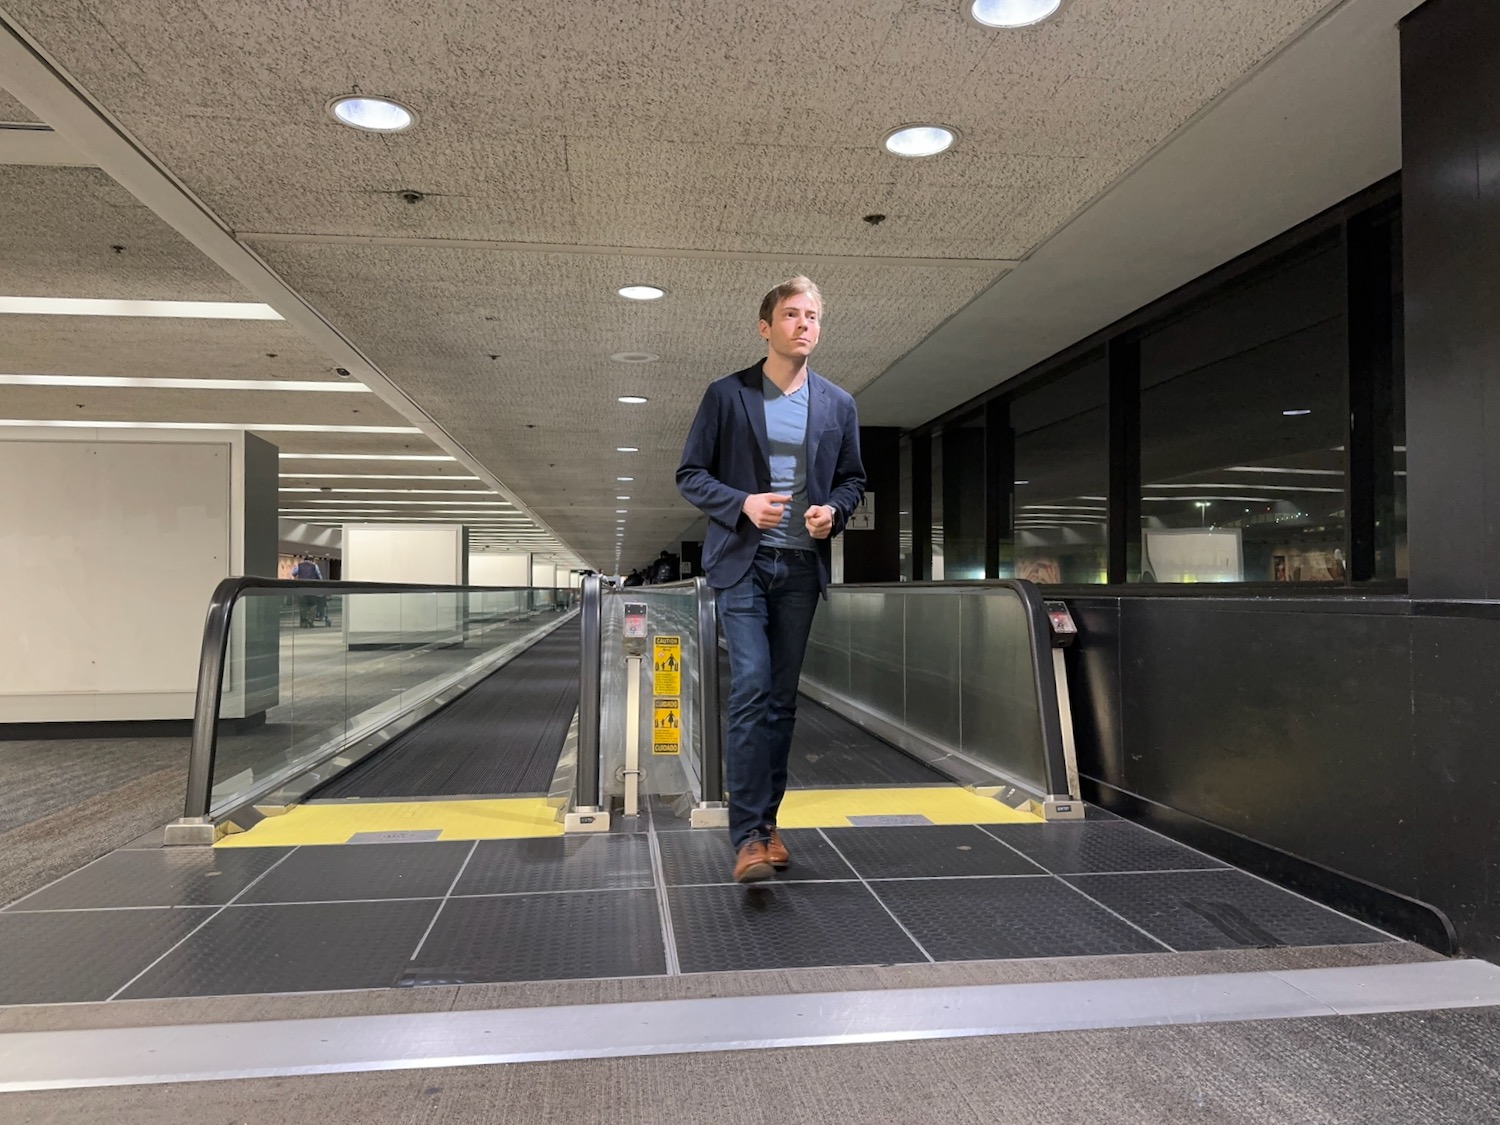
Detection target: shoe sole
<box><xmin>769</xmin><ymin>859</ymin><xmax>789</xmax><ymax>870</ymax></box>
<box><xmin>734</xmin><ymin>861</ymin><xmax>774</xmax><ymax>883</ymax></box>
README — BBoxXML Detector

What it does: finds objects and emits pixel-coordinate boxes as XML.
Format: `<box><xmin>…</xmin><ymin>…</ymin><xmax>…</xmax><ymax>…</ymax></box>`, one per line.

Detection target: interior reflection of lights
<box><xmin>280</xmin><ymin>454</ymin><xmax>456</xmax><ymax>461</ymax></box>
<box><xmin>0</xmin><ymin>374</ymin><xmax>365</xmax><ymax>392</ymax></box>
<box><xmin>327</xmin><ymin>95</ymin><xmax>416</xmax><ymax>133</ymax></box>
<box><xmin>1145</xmin><ymin>483</ymin><xmax>1342</xmax><ymax>494</ymax></box>
<box><xmin>1021</xmin><ymin>504</ymin><xmax>1107</xmax><ymax>511</ymax></box>
<box><xmin>0</xmin><ymin>419</ymin><xmax>419</xmax><ymax>433</ymax></box>
<box><xmin>0</xmin><ymin>297</ymin><xmax>282</xmax><ymax>319</ymax></box>
<box><xmin>967</xmin><ymin>0</ymin><xmax>1064</xmax><ymax>29</ymax></box>
<box><xmin>1282</xmin><ymin>408</ymin><xmax>1313</xmax><ymax>416</ymax></box>
<box><xmin>1223</xmin><ymin>466</ymin><xmax>1343</xmax><ymax>477</ymax></box>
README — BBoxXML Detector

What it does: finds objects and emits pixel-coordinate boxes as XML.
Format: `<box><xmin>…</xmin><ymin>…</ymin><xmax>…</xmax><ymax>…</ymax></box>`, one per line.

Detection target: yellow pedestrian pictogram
<box><xmin>653</xmin><ymin>635</ymin><xmax>681</xmax><ymax>696</ymax></box>
<box><xmin>653</xmin><ymin>697</ymin><xmax>681</xmax><ymax>754</ymax></box>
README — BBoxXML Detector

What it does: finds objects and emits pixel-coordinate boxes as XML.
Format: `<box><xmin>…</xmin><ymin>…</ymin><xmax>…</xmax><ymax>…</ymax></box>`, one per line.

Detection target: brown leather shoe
<box><xmin>733</xmin><ymin>840</ymin><xmax>774</xmax><ymax>883</ymax></box>
<box><xmin>765</xmin><ymin>826</ymin><xmax>790</xmax><ymax>869</ymax></box>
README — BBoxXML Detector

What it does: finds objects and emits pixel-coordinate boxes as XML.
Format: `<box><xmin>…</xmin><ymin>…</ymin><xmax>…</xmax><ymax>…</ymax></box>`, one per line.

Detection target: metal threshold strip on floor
<box><xmin>214</xmin><ymin>786</ymin><xmax>1042</xmax><ymax>847</ymax></box>
<box><xmin>1</xmin><ymin>960</ymin><xmax>1497</xmax><ymax>1092</ymax></box>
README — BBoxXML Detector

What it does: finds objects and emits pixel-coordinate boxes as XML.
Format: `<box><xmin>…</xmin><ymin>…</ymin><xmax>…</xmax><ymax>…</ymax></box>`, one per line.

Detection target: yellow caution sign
<box><xmin>653</xmin><ymin>635</ymin><xmax>681</xmax><ymax>697</ymax></box>
<box><xmin>653</xmin><ymin>697</ymin><xmax>681</xmax><ymax>754</ymax></box>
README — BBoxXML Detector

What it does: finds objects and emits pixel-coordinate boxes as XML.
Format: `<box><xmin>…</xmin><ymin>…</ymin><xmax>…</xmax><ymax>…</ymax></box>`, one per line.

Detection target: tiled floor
<box><xmin>0</xmin><ymin>812</ymin><xmax>1393</xmax><ymax>1005</ymax></box>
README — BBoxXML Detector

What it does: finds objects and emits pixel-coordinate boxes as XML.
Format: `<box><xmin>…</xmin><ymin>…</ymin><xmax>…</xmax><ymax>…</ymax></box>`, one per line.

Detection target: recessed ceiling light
<box><xmin>966</xmin><ymin>0</ymin><xmax>1064</xmax><ymax>29</ymax></box>
<box><xmin>883</xmin><ymin>124</ymin><xmax>957</xmax><ymax>158</ymax></box>
<box><xmin>610</xmin><ymin>352</ymin><xmax>660</xmax><ymax>364</ymax></box>
<box><xmin>616</xmin><ymin>495</ymin><xmax>631</xmax><ymax>500</ymax></box>
<box><xmin>327</xmin><ymin>95</ymin><xmax>417</xmax><ymax>134</ymax></box>
<box><xmin>616</xmin><ymin>509</ymin><xmax>628</xmax><ymax>514</ymax></box>
<box><xmin>616</xmin><ymin>476</ymin><xmax>634</xmax><ymax>482</ymax></box>
<box><xmin>1014</xmin><ymin>479</ymin><xmax>1030</xmax><ymax>485</ymax></box>
<box><xmin>1282</xmin><ymin>409</ymin><xmax>1313</xmax><ymax>417</ymax></box>
<box><xmin>617</xmin><ymin>285</ymin><xmax>665</xmax><ymax>301</ymax></box>
<box><xmin>616</xmin><ymin>446</ymin><xmax>639</xmax><ymax>453</ymax></box>
<box><xmin>617</xmin><ymin>396</ymin><xmax>649</xmax><ymax>405</ymax></box>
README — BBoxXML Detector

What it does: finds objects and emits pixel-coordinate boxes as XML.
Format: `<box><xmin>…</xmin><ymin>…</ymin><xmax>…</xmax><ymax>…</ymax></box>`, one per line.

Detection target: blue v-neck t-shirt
<box><xmin>761</xmin><ymin>378</ymin><xmax>813</xmax><ymax>550</ymax></box>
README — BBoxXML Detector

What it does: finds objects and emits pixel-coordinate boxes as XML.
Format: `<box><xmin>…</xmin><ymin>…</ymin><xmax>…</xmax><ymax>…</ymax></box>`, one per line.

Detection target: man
<box><xmin>677</xmin><ymin>276</ymin><xmax>866</xmax><ymax>883</ymax></box>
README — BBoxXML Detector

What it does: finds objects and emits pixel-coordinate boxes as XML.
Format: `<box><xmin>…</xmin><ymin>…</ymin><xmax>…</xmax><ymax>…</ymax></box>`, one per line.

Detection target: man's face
<box><xmin>759</xmin><ymin>291</ymin><xmax>820</xmax><ymax>361</ymax></box>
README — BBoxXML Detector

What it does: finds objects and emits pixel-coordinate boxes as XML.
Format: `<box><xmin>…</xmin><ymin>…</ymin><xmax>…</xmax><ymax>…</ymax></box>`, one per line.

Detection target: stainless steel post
<box><xmin>690</xmin><ymin>576</ymin><xmax>728</xmax><ymax>828</ymax></box>
<box><xmin>566</xmin><ymin>574</ymin><xmax>609</xmax><ymax>832</ymax></box>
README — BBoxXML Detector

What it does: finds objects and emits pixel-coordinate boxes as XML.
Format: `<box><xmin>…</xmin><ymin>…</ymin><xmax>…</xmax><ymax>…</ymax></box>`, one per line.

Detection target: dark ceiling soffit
<box><xmin>913</xmin><ymin>172</ymin><xmax>1403</xmax><ymax>437</ymax></box>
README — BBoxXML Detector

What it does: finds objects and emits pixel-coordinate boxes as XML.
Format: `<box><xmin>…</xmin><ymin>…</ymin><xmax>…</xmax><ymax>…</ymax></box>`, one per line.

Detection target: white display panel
<box><xmin>1142</xmin><ymin>528</ymin><xmax>1245</xmax><ymax>583</ymax></box>
<box><xmin>0</xmin><ymin>438</ymin><xmax>230</xmax><ymax>720</ymax></box>
<box><xmin>342</xmin><ymin>524</ymin><xmax>466</xmax><ymax>647</ymax></box>
<box><xmin>469</xmin><ymin>551</ymin><xmax>531</xmax><ymax>587</ymax></box>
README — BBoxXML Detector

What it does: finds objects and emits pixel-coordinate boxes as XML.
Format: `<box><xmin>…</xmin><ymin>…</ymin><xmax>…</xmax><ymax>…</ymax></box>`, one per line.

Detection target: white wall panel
<box><xmin>469</xmin><ymin>551</ymin><xmax>530</xmax><ymax>587</ymax></box>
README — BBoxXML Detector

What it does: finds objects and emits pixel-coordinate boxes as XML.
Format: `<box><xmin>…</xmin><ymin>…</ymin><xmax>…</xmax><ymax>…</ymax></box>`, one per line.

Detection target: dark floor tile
<box><xmin>669</xmin><ymin>882</ymin><xmax>926</xmax><ymax>973</ymax></box>
<box><xmin>0</xmin><ymin>908</ymin><xmax>214</xmax><ymax>1004</ymax></box>
<box><xmin>118</xmin><ymin>899</ymin><xmax>440</xmax><ymax>998</ymax></box>
<box><xmin>5</xmin><ymin>848</ymin><xmax>291</xmax><ymax>911</ymax></box>
<box><xmin>1067</xmin><ymin>870</ymin><xmax>1394</xmax><ymax>952</ymax></box>
<box><xmin>872</xmin><ymin>877</ymin><xmax>1165</xmax><ymax>961</ymax></box>
<box><xmin>983</xmin><ymin>821</ymin><xmax>1227</xmax><ymax>875</ymax></box>
<box><xmin>406</xmin><ymin>889</ymin><xmax>665</xmax><ymax>984</ymax></box>
<box><xmin>656</xmin><ymin>828</ymin><xmax>855</xmax><ymax>885</ymax></box>
<box><xmin>238</xmin><ymin>841</ymin><xmax>472</xmax><ymax>903</ymax></box>
<box><xmin>821</xmin><ymin>824</ymin><xmax>1045</xmax><ymax>879</ymax></box>
<box><xmin>454</xmin><ymin>835</ymin><xmax>653</xmax><ymax>895</ymax></box>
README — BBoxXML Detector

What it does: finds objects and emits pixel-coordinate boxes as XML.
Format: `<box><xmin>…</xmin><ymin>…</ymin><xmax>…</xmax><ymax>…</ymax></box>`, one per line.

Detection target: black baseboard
<box><xmin>0</xmin><ymin>712</ymin><xmax>267</xmax><ymax>742</ymax></box>
<box><xmin>1081</xmin><ymin>777</ymin><xmax>1458</xmax><ymax>955</ymax></box>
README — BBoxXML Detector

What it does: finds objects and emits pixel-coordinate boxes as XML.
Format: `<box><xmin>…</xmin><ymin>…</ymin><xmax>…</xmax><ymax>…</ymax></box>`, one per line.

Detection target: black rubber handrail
<box><xmin>183</xmin><ymin>576</ymin><xmax>576</xmax><ymax>819</ymax></box>
<box><xmin>818</xmin><ymin>579</ymin><xmax>1071</xmax><ymax>799</ymax></box>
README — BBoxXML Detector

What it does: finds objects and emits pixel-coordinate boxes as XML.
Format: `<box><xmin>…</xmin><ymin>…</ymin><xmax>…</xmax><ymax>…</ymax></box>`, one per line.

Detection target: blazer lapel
<box><xmin>738</xmin><ymin>365</ymin><xmax>771</xmax><ymax>472</ymax></box>
<box><xmin>805</xmin><ymin>370</ymin><xmax>828</xmax><ymax>491</ymax></box>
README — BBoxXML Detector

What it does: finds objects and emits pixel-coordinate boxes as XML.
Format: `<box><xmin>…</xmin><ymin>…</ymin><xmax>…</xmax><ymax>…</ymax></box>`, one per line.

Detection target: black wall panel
<box><xmin>1066</xmin><ymin>595</ymin><xmax>1499</xmax><ymax>959</ymax></box>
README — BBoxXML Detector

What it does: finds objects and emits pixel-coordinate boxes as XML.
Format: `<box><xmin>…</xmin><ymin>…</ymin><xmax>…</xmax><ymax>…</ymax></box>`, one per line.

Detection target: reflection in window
<box><xmin>1139</xmin><ymin>240</ymin><xmax>1347</xmax><ymax>583</ymax></box>
<box><xmin>1011</xmin><ymin>356</ymin><xmax>1109</xmax><ymax>584</ymax></box>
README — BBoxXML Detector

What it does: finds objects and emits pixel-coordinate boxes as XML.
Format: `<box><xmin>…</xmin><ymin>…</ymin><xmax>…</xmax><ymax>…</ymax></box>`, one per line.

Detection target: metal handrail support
<box><xmin>690</xmin><ymin>577</ymin><xmax>728</xmax><ymax>828</ymax></box>
<box><xmin>164</xmin><ymin>576</ymin><xmax>579</xmax><ymax>846</ymax></box>
<box><xmin>565</xmin><ymin>574</ymin><xmax>609</xmax><ymax>832</ymax></box>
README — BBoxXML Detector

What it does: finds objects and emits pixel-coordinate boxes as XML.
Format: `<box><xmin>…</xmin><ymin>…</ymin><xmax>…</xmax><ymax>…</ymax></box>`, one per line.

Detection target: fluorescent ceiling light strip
<box><xmin>0</xmin><ymin>419</ymin><xmax>419</xmax><ymax>433</ymax></box>
<box><xmin>0</xmin><ymin>374</ymin><xmax>366</xmax><ymax>392</ymax></box>
<box><xmin>0</xmin><ymin>297</ymin><xmax>282</xmax><ymax>319</ymax></box>
<box><xmin>279</xmin><ymin>488</ymin><xmax>500</xmax><ymax>495</ymax></box>
<box><xmin>299</xmin><ymin>498</ymin><xmax>512</xmax><ymax>507</ymax></box>
<box><xmin>1141</xmin><ymin>495</ymin><xmax>1282</xmax><ymax>503</ymax></box>
<box><xmin>279</xmin><ymin>454</ymin><xmax>456</xmax><ymax>462</ymax></box>
<box><xmin>1020</xmin><ymin>504</ymin><xmax>1107</xmax><ymax>511</ymax></box>
<box><xmin>280</xmin><ymin>474</ymin><xmax>480</xmax><ymax>481</ymax></box>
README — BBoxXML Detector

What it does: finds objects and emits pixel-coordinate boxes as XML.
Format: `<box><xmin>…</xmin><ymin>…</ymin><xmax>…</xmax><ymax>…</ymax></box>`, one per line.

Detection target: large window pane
<box><xmin>1011</xmin><ymin>355</ymin><xmax>1109</xmax><ymax>584</ymax></box>
<box><xmin>936</xmin><ymin>412</ymin><xmax>986</xmax><ymax>581</ymax></box>
<box><xmin>1139</xmin><ymin>239</ymin><xmax>1348</xmax><ymax>583</ymax></box>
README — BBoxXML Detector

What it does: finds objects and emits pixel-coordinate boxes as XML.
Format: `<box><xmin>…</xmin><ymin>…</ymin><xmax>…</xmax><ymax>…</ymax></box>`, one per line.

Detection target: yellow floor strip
<box><xmin>776</xmin><ymin>787</ymin><xmax>1042</xmax><ymax>828</ymax></box>
<box><xmin>215</xmin><ymin>797</ymin><xmax>563</xmax><ymax>848</ymax></box>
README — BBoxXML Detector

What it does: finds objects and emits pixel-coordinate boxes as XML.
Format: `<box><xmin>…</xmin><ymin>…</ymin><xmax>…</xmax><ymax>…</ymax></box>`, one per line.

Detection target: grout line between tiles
<box><xmin>409</xmin><ymin>840</ymin><xmax>479</xmax><ymax>962</ymax></box>
<box><xmin>104</xmin><ymin>847</ymin><xmax>302</xmax><ymax>1002</ymax></box>
<box><xmin>816</xmin><ymin>827</ymin><xmax>935</xmax><ymax>964</ymax></box>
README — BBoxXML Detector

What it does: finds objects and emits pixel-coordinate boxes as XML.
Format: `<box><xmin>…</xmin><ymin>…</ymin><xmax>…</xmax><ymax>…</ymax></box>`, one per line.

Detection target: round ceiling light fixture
<box><xmin>965</xmin><ymin>0</ymin><xmax>1064</xmax><ymax>29</ymax></box>
<box><xmin>327</xmin><ymin>95</ymin><xmax>417</xmax><ymax>133</ymax></box>
<box><xmin>617</xmin><ymin>396</ymin><xmax>649</xmax><ymax>405</ymax></box>
<box><xmin>610</xmin><ymin>352</ymin><xmax>660</xmax><ymax>364</ymax></box>
<box><xmin>883</xmin><ymin>124</ymin><xmax>958</xmax><ymax>158</ymax></box>
<box><xmin>617</xmin><ymin>285</ymin><xmax>666</xmax><ymax>301</ymax></box>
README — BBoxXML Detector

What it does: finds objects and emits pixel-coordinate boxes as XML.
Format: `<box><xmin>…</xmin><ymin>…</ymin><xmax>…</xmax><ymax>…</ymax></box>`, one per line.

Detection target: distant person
<box><xmin>652</xmin><ymin>550</ymin><xmax>679</xmax><ymax>584</ymax></box>
<box><xmin>676</xmin><ymin>276</ymin><xmax>865</xmax><ymax>883</ymax></box>
<box><xmin>292</xmin><ymin>556</ymin><xmax>324</xmax><ymax>627</ymax></box>
<box><xmin>624</xmin><ymin>568</ymin><xmax>644</xmax><ymax>587</ymax></box>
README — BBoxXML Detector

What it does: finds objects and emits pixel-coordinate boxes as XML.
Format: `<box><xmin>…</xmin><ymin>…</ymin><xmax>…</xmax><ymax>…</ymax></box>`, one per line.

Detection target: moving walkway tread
<box><xmin>310</xmin><ymin>622</ymin><xmax>580</xmax><ymax>800</ymax></box>
<box><xmin>788</xmin><ymin>696</ymin><xmax>949</xmax><ymax>788</ymax></box>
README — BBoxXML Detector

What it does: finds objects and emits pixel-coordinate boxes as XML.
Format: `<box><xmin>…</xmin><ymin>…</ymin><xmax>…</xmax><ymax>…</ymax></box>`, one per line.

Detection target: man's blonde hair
<box><xmin>758</xmin><ymin>276</ymin><xmax>823</xmax><ymax>325</ymax></box>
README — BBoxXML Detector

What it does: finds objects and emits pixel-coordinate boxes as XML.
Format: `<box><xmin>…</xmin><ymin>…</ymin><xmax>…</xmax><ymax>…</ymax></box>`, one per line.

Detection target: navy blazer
<box><xmin>677</xmin><ymin>362</ymin><xmax>866</xmax><ymax>593</ymax></box>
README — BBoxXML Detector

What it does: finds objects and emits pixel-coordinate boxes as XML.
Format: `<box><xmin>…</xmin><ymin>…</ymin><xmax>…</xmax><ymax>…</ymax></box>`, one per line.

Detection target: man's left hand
<box><xmin>804</xmin><ymin>504</ymin><xmax>835</xmax><ymax>539</ymax></box>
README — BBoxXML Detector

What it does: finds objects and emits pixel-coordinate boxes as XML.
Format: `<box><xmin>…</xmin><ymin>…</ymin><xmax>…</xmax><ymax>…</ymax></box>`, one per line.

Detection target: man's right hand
<box><xmin>743</xmin><ymin>492</ymin><xmax>792</xmax><ymax>529</ymax></box>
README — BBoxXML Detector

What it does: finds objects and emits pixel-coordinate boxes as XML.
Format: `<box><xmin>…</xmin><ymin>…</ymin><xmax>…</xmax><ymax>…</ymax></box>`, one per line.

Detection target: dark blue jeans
<box><xmin>718</xmin><ymin>546</ymin><xmax>821</xmax><ymax>850</ymax></box>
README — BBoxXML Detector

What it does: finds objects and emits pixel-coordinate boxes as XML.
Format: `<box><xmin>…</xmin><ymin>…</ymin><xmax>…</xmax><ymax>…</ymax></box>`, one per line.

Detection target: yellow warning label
<box><xmin>653</xmin><ymin>697</ymin><xmax>681</xmax><ymax>754</ymax></box>
<box><xmin>653</xmin><ymin>635</ymin><xmax>681</xmax><ymax>697</ymax></box>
